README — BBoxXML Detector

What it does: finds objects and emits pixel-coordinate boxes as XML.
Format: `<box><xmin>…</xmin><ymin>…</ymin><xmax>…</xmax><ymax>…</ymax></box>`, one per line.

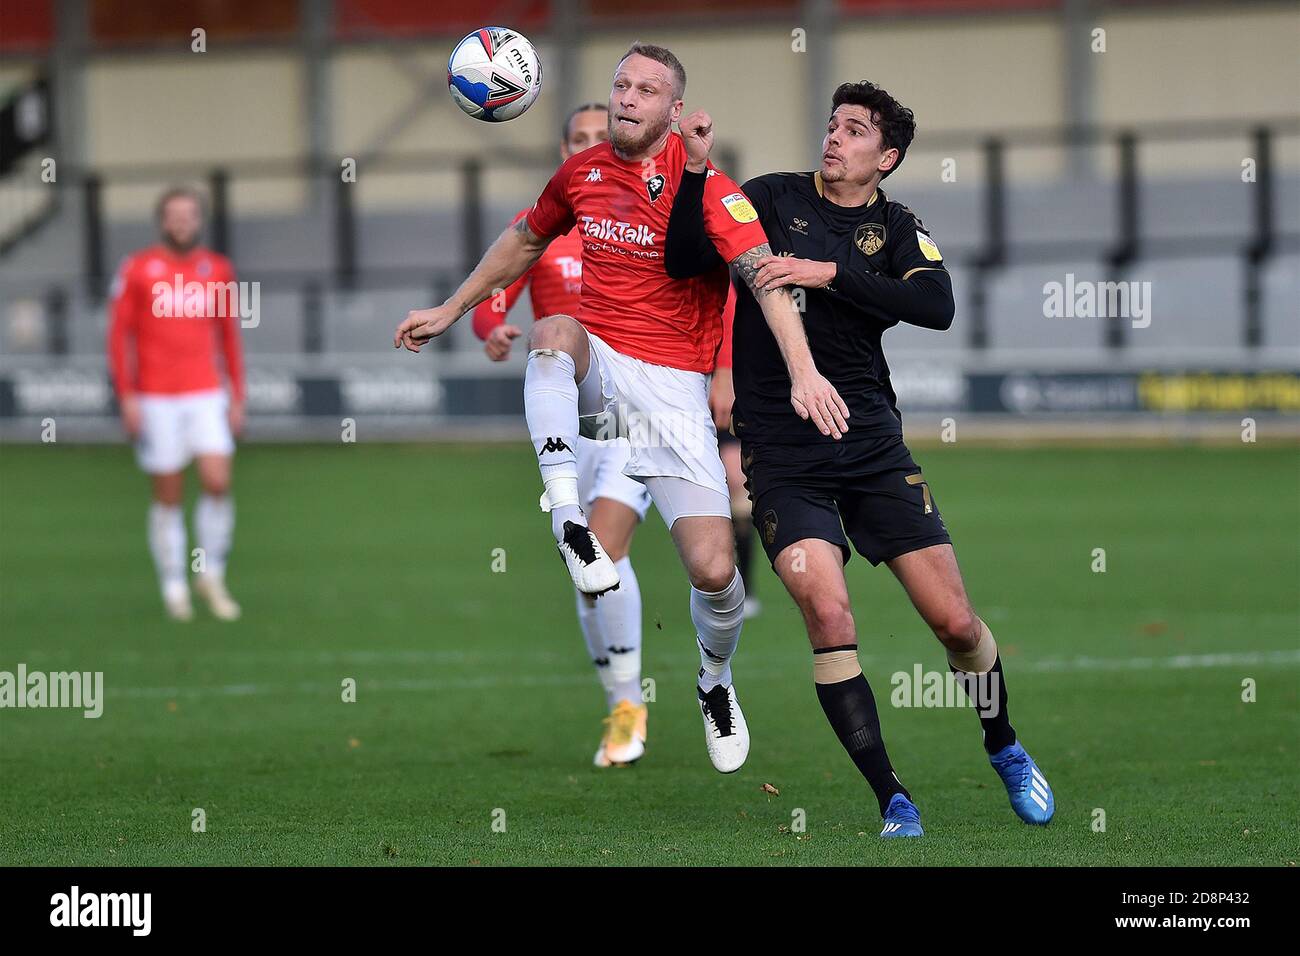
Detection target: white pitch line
<box><xmin>108</xmin><ymin>672</ymin><xmax>600</xmax><ymax>700</ymax></box>
<box><xmin>1015</xmin><ymin>649</ymin><xmax>1300</xmax><ymax>672</ymax></box>
<box><xmin>99</xmin><ymin>649</ymin><xmax>1300</xmax><ymax>701</ymax></box>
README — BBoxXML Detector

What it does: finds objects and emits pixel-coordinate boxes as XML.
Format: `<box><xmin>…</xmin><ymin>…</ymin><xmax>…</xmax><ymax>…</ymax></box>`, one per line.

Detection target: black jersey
<box><xmin>735</xmin><ymin>172</ymin><xmax>953</xmax><ymax>443</ymax></box>
<box><xmin>666</xmin><ymin>169</ymin><xmax>955</xmax><ymax>445</ymax></box>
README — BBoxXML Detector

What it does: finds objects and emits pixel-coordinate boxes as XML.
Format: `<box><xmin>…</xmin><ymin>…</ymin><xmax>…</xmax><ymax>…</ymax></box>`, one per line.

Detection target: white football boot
<box><xmin>162</xmin><ymin>581</ymin><xmax>193</xmax><ymax>622</ymax></box>
<box><xmin>194</xmin><ymin>573</ymin><xmax>242</xmax><ymax>621</ymax></box>
<box><xmin>557</xmin><ymin>520</ymin><xmax>620</xmax><ymax>597</ymax></box>
<box><xmin>697</xmin><ymin>682</ymin><xmax>749</xmax><ymax>773</ymax></box>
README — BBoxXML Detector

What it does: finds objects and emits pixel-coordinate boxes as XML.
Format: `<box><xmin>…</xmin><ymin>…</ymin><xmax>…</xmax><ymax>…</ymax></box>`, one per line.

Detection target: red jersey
<box><xmin>472</xmin><ymin>210</ymin><xmax>583</xmax><ymax>338</ymax></box>
<box><xmin>108</xmin><ymin>245</ymin><xmax>245</xmax><ymax>401</ymax></box>
<box><xmin>716</xmin><ymin>281</ymin><xmax>737</xmax><ymax>370</ymax></box>
<box><xmin>525</xmin><ymin>133</ymin><xmax>767</xmax><ymax>373</ymax></box>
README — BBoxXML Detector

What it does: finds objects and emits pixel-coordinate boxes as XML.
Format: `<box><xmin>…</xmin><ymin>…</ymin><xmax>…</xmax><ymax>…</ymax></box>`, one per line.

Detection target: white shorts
<box><xmin>577</xmin><ymin>330</ymin><xmax>729</xmax><ymax>526</ymax></box>
<box><xmin>135</xmin><ymin>389</ymin><xmax>234</xmax><ymax>474</ymax></box>
<box><xmin>576</xmin><ymin>436</ymin><xmax>652</xmax><ymax>519</ymax></box>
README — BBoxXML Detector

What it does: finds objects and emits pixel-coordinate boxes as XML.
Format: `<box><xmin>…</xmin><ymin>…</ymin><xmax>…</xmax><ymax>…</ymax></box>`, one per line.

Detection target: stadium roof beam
<box><xmin>803</xmin><ymin>0</ymin><xmax>836</xmax><ymax>170</ymax></box>
<box><xmin>553</xmin><ymin>0</ymin><xmax>581</xmax><ymax>158</ymax></box>
<box><xmin>1062</xmin><ymin>0</ymin><xmax>1098</xmax><ymax>181</ymax></box>
<box><xmin>303</xmin><ymin>0</ymin><xmax>334</xmax><ymax>213</ymax></box>
<box><xmin>50</xmin><ymin>0</ymin><xmax>87</xmax><ymax>172</ymax></box>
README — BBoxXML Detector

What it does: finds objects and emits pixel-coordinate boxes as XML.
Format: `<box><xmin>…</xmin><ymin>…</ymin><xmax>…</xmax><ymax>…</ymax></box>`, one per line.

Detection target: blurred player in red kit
<box><xmin>108</xmin><ymin>187</ymin><xmax>245</xmax><ymax>622</ymax></box>
<box><xmin>472</xmin><ymin>102</ymin><xmax>654</xmax><ymax>767</ymax></box>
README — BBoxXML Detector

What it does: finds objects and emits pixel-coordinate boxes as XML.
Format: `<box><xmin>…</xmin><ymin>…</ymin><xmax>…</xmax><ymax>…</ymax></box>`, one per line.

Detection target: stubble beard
<box><xmin>821</xmin><ymin>162</ymin><xmax>847</xmax><ymax>183</ymax></box>
<box><xmin>610</xmin><ymin>111</ymin><xmax>671</xmax><ymax>159</ymax></box>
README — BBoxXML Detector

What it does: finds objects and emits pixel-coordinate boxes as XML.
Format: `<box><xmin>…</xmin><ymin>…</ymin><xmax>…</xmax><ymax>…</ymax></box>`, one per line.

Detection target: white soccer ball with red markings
<box><xmin>447</xmin><ymin>27</ymin><xmax>543</xmax><ymax>123</ymax></box>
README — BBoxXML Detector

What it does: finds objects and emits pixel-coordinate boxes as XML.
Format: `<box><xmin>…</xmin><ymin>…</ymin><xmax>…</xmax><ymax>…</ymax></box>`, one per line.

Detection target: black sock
<box><xmin>814</xmin><ymin>649</ymin><xmax>909</xmax><ymax>817</ymax></box>
<box><xmin>951</xmin><ymin>654</ymin><xmax>1016</xmax><ymax>755</ymax></box>
<box><xmin>733</xmin><ymin>516</ymin><xmax>755</xmax><ymax>596</ymax></box>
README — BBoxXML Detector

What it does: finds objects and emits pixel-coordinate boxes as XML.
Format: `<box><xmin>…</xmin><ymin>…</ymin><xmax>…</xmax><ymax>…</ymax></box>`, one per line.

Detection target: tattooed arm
<box><xmin>396</xmin><ymin>217</ymin><xmax>553</xmax><ymax>351</ymax></box>
<box><xmin>731</xmin><ymin>243</ymin><xmax>850</xmax><ymax>439</ymax></box>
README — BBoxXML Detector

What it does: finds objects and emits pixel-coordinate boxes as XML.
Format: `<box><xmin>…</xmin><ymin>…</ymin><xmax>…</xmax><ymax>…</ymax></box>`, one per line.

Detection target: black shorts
<box><xmin>740</xmin><ymin>433</ymin><xmax>952</xmax><ymax>567</ymax></box>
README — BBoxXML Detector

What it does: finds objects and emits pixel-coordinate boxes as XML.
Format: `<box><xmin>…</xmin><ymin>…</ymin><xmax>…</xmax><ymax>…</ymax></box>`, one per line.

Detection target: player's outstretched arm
<box><xmin>812</xmin><ymin>208</ymin><xmax>955</xmax><ymax>330</ymax></box>
<box><xmin>801</xmin><ymin>255</ymin><xmax>955</xmax><ymax>330</ymax></box>
<box><xmin>732</xmin><ymin>243</ymin><xmax>850</xmax><ymax>440</ymax></box>
<box><xmin>394</xmin><ymin>219</ymin><xmax>552</xmax><ymax>352</ymax></box>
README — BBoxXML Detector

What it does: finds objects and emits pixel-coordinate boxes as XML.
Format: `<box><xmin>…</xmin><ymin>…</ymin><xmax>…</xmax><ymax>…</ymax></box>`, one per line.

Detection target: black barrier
<box><xmin>1</xmin><ymin>369</ymin><xmax>1296</xmax><ymax>424</ymax></box>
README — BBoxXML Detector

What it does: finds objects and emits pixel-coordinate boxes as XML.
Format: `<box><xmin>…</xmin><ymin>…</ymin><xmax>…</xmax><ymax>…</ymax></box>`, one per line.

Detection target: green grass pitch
<box><xmin>1</xmin><ymin>441</ymin><xmax>1296</xmax><ymax>866</ymax></box>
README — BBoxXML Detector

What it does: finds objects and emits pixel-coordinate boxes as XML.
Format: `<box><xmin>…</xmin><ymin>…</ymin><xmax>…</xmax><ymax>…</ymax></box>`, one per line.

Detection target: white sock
<box><xmin>601</xmin><ymin>557</ymin><xmax>643</xmax><ymax>705</ymax></box>
<box><xmin>195</xmin><ymin>494</ymin><xmax>234</xmax><ymax>579</ymax></box>
<box><xmin>575</xmin><ymin>557</ymin><xmax>643</xmax><ymax>708</ymax></box>
<box><xmin>692</xmin><ymin>568</ymin><xmax>746</xmax><ymax>692</ymax></box>
<box><xmin>148</xmin><ymin>503</ymin><xmax>187</xmax><ymax>596</ymax></box>
<box><xmin>524</xmin><ymin>349</ymin><xmax>584</xmax><ymax>539</ymax></box>
<box><xmin>576</xmin><ymin>590</ymin><xmax>617</xmax><ymax>706</ymax></box>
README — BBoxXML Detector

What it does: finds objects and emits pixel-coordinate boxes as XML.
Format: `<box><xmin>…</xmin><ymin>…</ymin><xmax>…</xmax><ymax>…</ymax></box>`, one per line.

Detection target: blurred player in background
<box><xmin>706</xmin><ymin>283</ymin><xmax>761</xmax><ymax>619</ymax></box>
<box><xmin>397</xmin><ymin>44</ymin><xmax>848</xmax><ymax>774</ymax></box>
<box><xmin>108</xmin><ymin>187</ymin><xmax>245</xmax><ymax>622</ymax></box>
<box><xmin>667</xmin><ymin>81</ymin><xmax>1054</xmax><ymax>837</ymax></box>
<box><xmin>472</xmin><ymin>102</ymin><xmax>652</xmax><ymax>767</ymax></box>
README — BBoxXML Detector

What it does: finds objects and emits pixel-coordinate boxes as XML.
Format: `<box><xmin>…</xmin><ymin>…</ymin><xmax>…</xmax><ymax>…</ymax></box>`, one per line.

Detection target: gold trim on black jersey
<box><xmin>901</xmin><ymin>267</ymin><xmax>944</xmax><ymax>280</ymax></box>
<box><xmin>812</xmin><ymin>171</ymin><xmax>877</xmax><ymax>208</ymax></box>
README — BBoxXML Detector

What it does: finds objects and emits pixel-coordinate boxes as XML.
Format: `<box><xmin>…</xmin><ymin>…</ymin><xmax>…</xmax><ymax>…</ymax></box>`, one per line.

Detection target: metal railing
<box><xmin>5</xmin><ymin>118</ymin><xmax>1298</xmax><ymax>358</ymax></box>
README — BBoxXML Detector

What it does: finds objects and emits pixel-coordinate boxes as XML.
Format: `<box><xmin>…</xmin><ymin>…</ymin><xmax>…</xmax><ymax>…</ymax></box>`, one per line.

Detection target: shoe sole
<box><xmin>703</xmin><ymin>734</ymin><xmax>748</xmax><ymax>774</ymax></box>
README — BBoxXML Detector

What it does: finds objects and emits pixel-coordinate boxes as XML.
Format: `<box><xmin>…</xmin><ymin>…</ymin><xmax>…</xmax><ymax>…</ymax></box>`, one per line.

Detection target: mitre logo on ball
<box><xmin>447</xmin><ymin>26</ymin><xmax>543</xmax><ymax>123</ymax></box>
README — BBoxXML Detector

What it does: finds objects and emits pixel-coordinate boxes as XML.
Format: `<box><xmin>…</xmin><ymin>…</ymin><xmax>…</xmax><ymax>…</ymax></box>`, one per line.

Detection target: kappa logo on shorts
<box><xmin>538</xmin><ymin>437</ymin><xmax>572</xmax><ymax>456</ymax></box>
<box><xmin>761</xmin><ymin>509</ymin><xmax>778</xmax><ymax>546</ymax></box>
<box><xmin>855</xmin><ymin>222</ymin><xmax>886</xmax><ymax>256</ymax></box>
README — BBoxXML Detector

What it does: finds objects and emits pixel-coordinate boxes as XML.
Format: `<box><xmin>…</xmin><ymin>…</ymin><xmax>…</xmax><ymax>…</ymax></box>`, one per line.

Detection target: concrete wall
<box><xmin>50</xmin><ymin>5</ymin><xmax>1298</xmax><ymax>219</ymax></box>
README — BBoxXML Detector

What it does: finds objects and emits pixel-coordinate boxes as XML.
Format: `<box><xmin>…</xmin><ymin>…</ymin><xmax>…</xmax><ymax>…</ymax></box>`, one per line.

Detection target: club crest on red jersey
<box><xmin>645</xmin><ymin>173</ymin><xmax>666</xmax><ymax>203</ymax></box>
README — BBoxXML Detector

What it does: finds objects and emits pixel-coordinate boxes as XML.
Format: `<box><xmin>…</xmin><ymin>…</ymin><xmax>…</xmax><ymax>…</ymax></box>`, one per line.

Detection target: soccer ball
<box><xmin>447</xmin><ymin>27</ymin><xmax>543</xmax><ymax>123</ymax></box>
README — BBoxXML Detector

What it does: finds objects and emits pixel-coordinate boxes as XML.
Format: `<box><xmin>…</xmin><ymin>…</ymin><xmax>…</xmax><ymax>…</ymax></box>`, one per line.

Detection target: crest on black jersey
<box><xmin>855</xmin><ymin>222</ymin><xmax>886</xmax><ymax>256</ymax></box>
<box><xmin>645</xmin><ymin>173</ymin><xmax>666</xmax><ymax>203</ymax></box>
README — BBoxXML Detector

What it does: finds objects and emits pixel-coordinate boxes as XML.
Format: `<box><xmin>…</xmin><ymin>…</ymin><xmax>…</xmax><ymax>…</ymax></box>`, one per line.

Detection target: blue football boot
<box><xmin>880</xmin><ymin>792</ymin><xmax>924</xmax><ymax>838</ymax></box>
<box><xmin>989</xmin><ymin>741</ymin><xmax>1054</xmax><ymax>825</ymax></box>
